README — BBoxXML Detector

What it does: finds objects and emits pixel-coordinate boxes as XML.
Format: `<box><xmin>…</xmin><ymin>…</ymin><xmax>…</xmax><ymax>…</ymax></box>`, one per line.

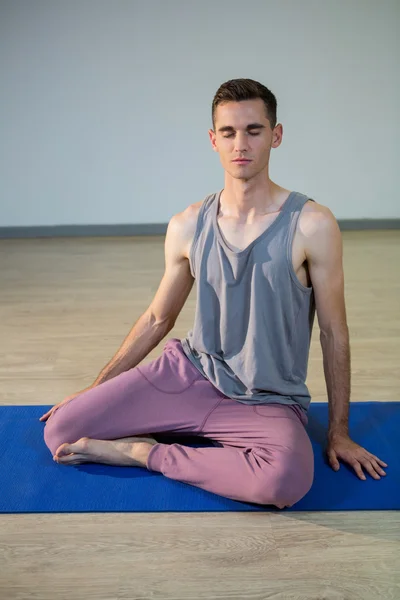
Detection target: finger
<box><xmin>327</xmin><ymin>449</ymin><xmax>340</xmax><ymax>471</ymax></box>
<box><xmin>40</xmin><ymin>406</ymin><xmax>58</xmax><ymax>421</ymax></box>
<box><xmin>371</xmin><ymin>455</ymin><xmax>388</xmax><ymax>468</ymax></box>
<box><xmin>360</xmin><ymin>459</ymin><xmax>382</xmax><ymax>480</ymax></box>
<box><xmin>369</xmin><ymin>458</ymin><xmax>387</xmax><ymax>476</ymax></box>
<box><xmin>39</xmin><ymin>411</ymin><xmax>52</xmax><ymax>422</ymax></box>
<box><xmin>351</xmin><ymin>461</ymin><xmax>367</xmax><ymax>480</ymax></box>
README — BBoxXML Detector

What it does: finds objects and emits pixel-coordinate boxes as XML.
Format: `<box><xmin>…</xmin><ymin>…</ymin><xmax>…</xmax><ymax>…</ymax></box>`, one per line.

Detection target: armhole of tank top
<box><xmin>286</xmin><ymin>197</ymin><xmax>315</xmax><ymax>293</ymax></box>
<box><xmin>188</xmin><ymin>195</ymin><xmax>211</xmax><ymax>278</ymax></box>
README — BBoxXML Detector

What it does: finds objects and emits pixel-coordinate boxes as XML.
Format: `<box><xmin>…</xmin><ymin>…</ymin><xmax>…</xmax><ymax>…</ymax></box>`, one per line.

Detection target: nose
<box><xmin>234</xmin><ymin>132</ymin><xmax>250</xmax><ymax>154</ymax></box>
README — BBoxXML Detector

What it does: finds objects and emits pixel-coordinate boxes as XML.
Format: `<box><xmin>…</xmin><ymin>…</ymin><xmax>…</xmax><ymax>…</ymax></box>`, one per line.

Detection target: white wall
<box><xmin>1</xmin><ymin>0</ymin><xmax>399</xmax><ymax>227</ymax></box>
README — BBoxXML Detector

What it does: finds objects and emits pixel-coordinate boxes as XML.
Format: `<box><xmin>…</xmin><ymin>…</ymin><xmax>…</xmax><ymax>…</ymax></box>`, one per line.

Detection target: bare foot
<box><xmin>53</xmin><ymin>435</ymin><xmax>158</xmax><ymax>466</ymax></box>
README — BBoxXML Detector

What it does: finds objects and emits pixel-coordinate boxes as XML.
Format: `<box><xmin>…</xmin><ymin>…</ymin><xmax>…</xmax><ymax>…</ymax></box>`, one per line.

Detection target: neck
<box><xmin>221</xmin><ymin>175</ymin><xmax>287</xmax><ymax>218</ymax></box>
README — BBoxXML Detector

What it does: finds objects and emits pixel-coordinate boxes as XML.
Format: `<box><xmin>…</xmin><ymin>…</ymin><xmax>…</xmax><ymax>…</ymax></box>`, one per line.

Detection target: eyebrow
<box><xmin>217</xmin><ymin>123</ymin><xmax>266</xmax><ymax>133</ymax></box>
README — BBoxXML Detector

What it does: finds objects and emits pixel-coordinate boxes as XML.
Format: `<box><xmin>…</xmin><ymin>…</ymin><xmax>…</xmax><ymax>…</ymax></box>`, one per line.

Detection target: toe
<box><xmin>55</xmin><ymin>437</ymin><xmax>90</xmax><ymax>457</ymax></box>
<box><xmin>55</xmin><ymin>453</ymin><xmax>86</xmax><ymax>465</ymax></box>
<box><xmin>55</xmin><ymin>442</ymin><xmax>73</xmax><ymax>457</ymax></box>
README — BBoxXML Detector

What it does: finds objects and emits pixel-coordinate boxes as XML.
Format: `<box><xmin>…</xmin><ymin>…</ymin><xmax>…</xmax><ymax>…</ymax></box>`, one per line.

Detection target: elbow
<box><xmin>145</xmin><ymin>310</ymin><xmax>175</xmax><ymax>336</ymax></box>
<box><xmin>320</xmin><ymin>324</ymin><xmax>349</xmax><ymax>342</ymax></box>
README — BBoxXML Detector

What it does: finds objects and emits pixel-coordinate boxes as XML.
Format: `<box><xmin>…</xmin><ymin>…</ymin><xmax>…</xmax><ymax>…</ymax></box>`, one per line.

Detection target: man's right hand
<box><xmin>39</xmin><ymin>386</ymin><xmax>93</xmax><ymax>422</ymax></box>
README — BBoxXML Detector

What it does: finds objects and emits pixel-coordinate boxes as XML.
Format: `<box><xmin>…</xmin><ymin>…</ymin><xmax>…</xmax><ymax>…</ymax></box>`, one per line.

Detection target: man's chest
<box><xmin>216</xmin><ymin>213</ymin><xmax>310</xmax><ymax>289</ymax></box>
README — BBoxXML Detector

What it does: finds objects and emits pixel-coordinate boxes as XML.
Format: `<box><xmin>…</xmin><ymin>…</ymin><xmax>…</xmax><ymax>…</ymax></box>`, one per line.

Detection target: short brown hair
<box><xmin>212</xmin><ymin>78</ymin><xmax>277</xmax><ymax>131</ymax></box>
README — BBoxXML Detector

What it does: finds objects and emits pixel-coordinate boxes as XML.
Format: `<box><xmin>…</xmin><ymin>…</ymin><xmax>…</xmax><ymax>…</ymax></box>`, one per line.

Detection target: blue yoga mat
<box><xmin>0</xmin><ymin>402</ymin><xmax>398</xmax><ymax>513</ymax></box>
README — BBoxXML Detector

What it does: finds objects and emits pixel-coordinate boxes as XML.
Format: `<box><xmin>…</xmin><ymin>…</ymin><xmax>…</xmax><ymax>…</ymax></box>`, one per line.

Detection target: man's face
<box><xmin>209</xmin><ymin>99</ymin><xmax>283</xmax><ymax>180</ymax></box>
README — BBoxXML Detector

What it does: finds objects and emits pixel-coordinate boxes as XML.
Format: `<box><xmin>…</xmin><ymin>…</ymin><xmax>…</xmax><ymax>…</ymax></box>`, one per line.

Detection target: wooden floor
<box><xmin>0</xmin><ymin>231</ymin><xmax>399</xmax><ymax>600</ymax></box>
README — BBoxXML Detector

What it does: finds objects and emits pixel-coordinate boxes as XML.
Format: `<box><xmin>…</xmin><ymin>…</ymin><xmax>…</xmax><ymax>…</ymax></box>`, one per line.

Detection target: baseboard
<box><xmin>0</xmin><ymin>220</ymin><xmax>399</xmax><ymax>239</ymax></box>
<box><xmin>0</xmin><ymin>223</ymin><xmax>168</xmax><ymax>239</ymax></box>
<box><xmin>338</xmin><ymin>219</ymin><xmax>400</xmax><ymax>230</ymax></box>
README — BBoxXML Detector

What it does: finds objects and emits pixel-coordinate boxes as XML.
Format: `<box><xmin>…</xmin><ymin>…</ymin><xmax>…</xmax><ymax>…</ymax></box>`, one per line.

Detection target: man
<box><xmin>41</xmin><ymin>78</ymin><xmax>387</xmax><ymax>509</ymax></box>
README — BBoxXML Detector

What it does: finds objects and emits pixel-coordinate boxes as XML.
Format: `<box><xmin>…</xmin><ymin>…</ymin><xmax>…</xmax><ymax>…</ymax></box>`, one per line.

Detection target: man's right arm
<box><xmin>92</xmin><ymin>206</ymin><xmax>198</xmax><ymax>386</ymax></box>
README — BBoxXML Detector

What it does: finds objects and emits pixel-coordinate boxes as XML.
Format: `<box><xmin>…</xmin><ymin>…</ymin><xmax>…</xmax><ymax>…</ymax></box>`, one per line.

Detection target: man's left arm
<box><xmin>304</xmin><ymin>205</ymin><xmax>388</xmax><ymax>481</ymax></box>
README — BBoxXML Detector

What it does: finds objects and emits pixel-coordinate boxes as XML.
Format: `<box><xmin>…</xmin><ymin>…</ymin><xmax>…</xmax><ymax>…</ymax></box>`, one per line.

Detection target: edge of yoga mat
<box><xmin>0</xmin><ymin>402</ymin><xmax>399</xmax><ymax>513</ymax></box>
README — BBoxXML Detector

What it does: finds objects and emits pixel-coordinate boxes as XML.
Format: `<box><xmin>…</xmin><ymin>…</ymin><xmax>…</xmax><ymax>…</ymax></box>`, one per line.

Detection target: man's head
<box><xmin>209</xmin><ymin>78</ymin><xmax>283</xmax><ymax>180</ymax></box>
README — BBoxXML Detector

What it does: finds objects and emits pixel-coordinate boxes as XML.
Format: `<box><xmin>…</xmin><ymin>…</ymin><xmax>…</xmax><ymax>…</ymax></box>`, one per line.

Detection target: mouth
<box><xmin>232</xmin><ymin>159</ymin><xmax>251</xmax><ymax>164</ymax></box>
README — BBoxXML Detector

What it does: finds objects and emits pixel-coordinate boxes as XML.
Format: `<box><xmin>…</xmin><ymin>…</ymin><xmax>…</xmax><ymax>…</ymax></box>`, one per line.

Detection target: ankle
<box><xmin>132</xmin><ymin>441</ymin><xmax>154</xmax><ymax>468</ymax></box>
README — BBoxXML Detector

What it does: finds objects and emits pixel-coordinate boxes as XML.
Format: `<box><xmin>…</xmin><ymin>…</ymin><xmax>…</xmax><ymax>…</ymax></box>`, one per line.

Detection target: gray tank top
<box><xmin>180</xmin><ymin>189</ymin><xmax>316</xmax><ymax>414</ymax></box>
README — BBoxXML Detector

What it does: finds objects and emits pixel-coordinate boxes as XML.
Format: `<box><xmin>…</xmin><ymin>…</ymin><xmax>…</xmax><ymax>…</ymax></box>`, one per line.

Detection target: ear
<box><xmin>208</xmin><ymin>129</ymin><xmax>218</xmax><ymax>152</ymax></box>
<box><xmin>271</xmin><ymin>123</ymin><xmax>284</xmax><ymax>149</ymax></box>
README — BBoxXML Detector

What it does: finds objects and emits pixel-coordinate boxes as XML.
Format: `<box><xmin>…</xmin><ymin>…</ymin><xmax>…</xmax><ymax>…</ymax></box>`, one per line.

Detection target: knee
<box><xmin>43</xmin><ymin>410</ymin><xmax>77</xmax><ymax>456</ymax></box>
<box><xmin>250</xmin><ymin>460</ymin><xmax>314</xmax><ymax>509</ymax></box>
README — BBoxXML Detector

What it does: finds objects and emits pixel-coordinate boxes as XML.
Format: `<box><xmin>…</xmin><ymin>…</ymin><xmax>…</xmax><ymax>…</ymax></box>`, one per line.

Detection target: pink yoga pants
<box><xmin>44</xmin><ymin>338</ymin><xmax>314</xmax><ymax>508</ymax></box>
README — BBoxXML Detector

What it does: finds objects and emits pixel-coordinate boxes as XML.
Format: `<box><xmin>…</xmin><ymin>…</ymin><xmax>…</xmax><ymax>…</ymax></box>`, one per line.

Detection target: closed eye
<box><xmin>223</xmin><ymin>132</ymin><xmax>260</xmax><ymax>138</ymax></box>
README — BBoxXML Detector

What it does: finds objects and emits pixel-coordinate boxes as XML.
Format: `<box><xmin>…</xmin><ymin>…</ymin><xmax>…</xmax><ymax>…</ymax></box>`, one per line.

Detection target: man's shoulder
<box><xmin>167</xmin><ymin>196</ymin><xmax>211</xmax><ymax>260</ymax></box>
<box><xmin>298</xmin><ymin>197</ymin><xmax>339</xmax><ymax>239</ymax></box>
<box><xmin>170</xmin><ymin>199</ymin><xmax>203</xmax><ymax>234</ymax></box>
<box><xmin>170</xmin><ymin>191</ymin><xmax>216</xmax><ymax>237</ymax></box>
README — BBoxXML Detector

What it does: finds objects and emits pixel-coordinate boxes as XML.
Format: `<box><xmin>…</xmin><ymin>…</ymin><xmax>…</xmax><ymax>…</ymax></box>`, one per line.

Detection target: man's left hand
<box><xmin>327</xmin><ymin>434</ymin><xmax>388</xmax><ymax>480</ymax></box>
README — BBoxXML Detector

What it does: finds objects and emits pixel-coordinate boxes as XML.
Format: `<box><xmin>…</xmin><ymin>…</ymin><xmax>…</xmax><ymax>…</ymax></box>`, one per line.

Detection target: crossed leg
<box><xmin>44</xmin><ymin>338</ymin><xmax>314</xmax><ymax>508</ymax></box>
